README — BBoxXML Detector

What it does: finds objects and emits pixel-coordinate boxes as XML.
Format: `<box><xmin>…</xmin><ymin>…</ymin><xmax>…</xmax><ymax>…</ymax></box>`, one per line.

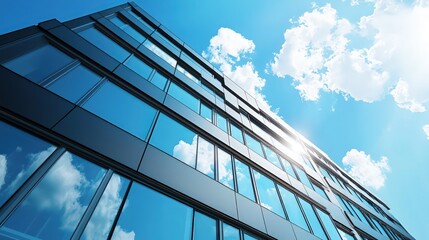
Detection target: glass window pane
<box><xmin>112</xmin><ymin>182</ymin><xmax>193</xmax><ymax>240</ymax></box>
<box><xmin>253</xmin><ymin>170</ymin><xmax>285</xmax><ymax>218</ymax></box>
<box><xmin>127</xmin><ymin>9</ymin><xmax>154</xmax><ymax>32</ymax></box>
<box><xmin>335</xmin><ymin>194</ymin><xmax>355</xmax><ymax>217</ymax></box>
<box><xmin>295</xmin><ymin>167</ymin><xmax>312</xmax><ymax>188</ymax></box>
<box><xmin>350</xmin><ymin>204</ymin><xmax>371</xmax><ymax>226</ymax></box>
<box><xmin>338</xmin><ymin>229</ymin><xmax>355</xmax><ymax>240</ymax></box>
<box><xmin>3</xmin><ymin>44</ymin><xmax>73</xmax><ymax>83</ymax></box>
<box><xmin>2</xmin><ymin>152</ymin><xmax>107</xmax><ymax>240</ymax></box>
<box><xmin>81</xmin><ymin>174</ymin><xmax>130</xmax><ymax>240</ymax></box>
<box><xmin>110</xmin><ymin>16</ymin><xmax>145</xmax><ymax>43</ymax></box>
<box><xmin>230</xmin><ymin>123</ymin><xmax>244</xmax><ymax>143</ymax></box>
<box><xmin>196</xmin><ymin>136</ymin><xmax>214</xmax><ymax>178</ymax></box>
<box><xmin>280</xmin><ymin>157</ymin><xmax>297</xmax><ymax>178</ymax></box>
<box><xmin>193</xmin><ymin>211</ymin><xmax>216</xmax><ymax>240</ymax></box>
<box><xmin>200</xmin><ymin>103</ymin><xmax>212</xmax><ymax>122</ymax></box>
<box><xmin>278</xmin><ymin>186</ymin><xmax>309</xmax><ymax>231</ymax></box>
<box><xmin>216</xmin><ymin>113</ymin><xmax>228</xmax><ymax>132</ymax></box>
<box><xmin>234</xmin><ymin>159</ymin><xmax>255</xmax><ymax>201</ymax></box>
<box><xmin>222</xmin><ymin>223</ymin><xmax>240</xmax><ymax>240</ymax></box>
<box><xmin>244</xmin><ymin>233</ymin><xmax>258</xmax><ymax>240</ymax></box>
<box><xmin>245</xmin><ymin>133</ymin><xmax>264</xmax><ymax>157</ymax></box>
<box><xmin>0</xmin><ymin>121</ymin><xmax>56</xmax><ymax>207</ymax></box>
<box><xmin>312</xmin><ymin>183</ymin><xmax>328</xmax><ymax>199</ymax></box>
<box><xmin>217</xmin><ymin>148</ymin><xmax>234</xmax><ymax>190</ymax></box>
<box><xmin>47</xmin><ymin>65</ymin><xmax>101</xmax><ymax>103</ymax></box>
<box><xmin>262</xmin><ymin>145</ymin><xmax>282</xmax><ymax>169</ymax></box>
<box><xmin>143</xmin><ymin>40</ymin><xmax>177</xmax><ymax>67</ymax></box>
<box><xmin>151</xmin><ymin>71</ymin><xmax>168</xmax><ymax>90</ymax></box>
<box><xmin>149</xmin><ymin>114</ymin><xmax>197</xmax><ymax>167</ymax></box>
<box><xmin>79</xmin><ymin>27</ymin><xmax>130</xmax><ymax>62</ymax></box>
<box><xmin>176</xmin><ymin>65</ymin><xmax>200</xmax><ymax>84</ymax></box>
<box><xmin>316</xmin><ymin>208</ymin><xmax>342</xmax><ymax>240</ymax></box>
<box><xmin>299</xmin><ymin>198</ymin><xmax>327</xmax><ymax>240</ymax></box>
<box><xmin>240</xmin><ymin>112</ymin><xmax>251</xmax><ymax>127</ymax></box>
<box><xmin>83</xmin><ymin>81</ymin><xmax>157</xmax><ymax>140</ymax></box>
<box><xmin>125</xmin><ymin>55</ymin><xmax>153</xmax><ymax>79</ymax></box>
<box><xmin>168</xmin><ymin>82</ymin><xmax>200</xmax><ymax>113</ymax></box>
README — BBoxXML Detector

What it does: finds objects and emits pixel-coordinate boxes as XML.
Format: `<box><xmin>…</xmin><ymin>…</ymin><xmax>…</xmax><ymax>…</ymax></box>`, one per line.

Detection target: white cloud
<box><xmin>112</xmin><ymin>225</ymin><xmax>135</xmax><ymax>240</ymax></box>
<box><xmin>195</xmin><ymin>137</ymin><xmax>215</xmax><ymax>176</ymax></box>
<box><xmin>173</xmin><ymin>135</ymin><xmax>197</xmax><ymax>167</ymax></box>
<box><xmin>342</xmin><ymin>149</ymin><xmax>390</xmax><ymax>190</ymax></box>
<box><xmin>0</xmin><ymin>155</ymin><xmax>6</xmax><ymax>190</ymax></box>
<box><xmin>390</xmin><ymin>80</ymin><xmax>426</xmax><ymax>112</ymax></box>
<box><xmin>423</xmin><ymin>124</ymin><xmax>429</xmax><ymax>140</ymax></box>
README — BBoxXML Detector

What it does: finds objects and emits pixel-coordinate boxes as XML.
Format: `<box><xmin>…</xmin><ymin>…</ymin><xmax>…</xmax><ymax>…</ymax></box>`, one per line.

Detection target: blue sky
<box><xmin>1</xmin><ymin>0</ymin><xmax>428</xmax><ymax>239</ymax></box>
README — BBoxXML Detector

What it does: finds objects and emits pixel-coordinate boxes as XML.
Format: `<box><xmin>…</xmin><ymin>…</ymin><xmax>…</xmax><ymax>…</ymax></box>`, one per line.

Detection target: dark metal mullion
<box><xmin>313</xmin><ymin>206</ymin><xmax>332</xmax><ymax>240</ymax></box>
<box><xmin>70</xmin><ymin>169</ymin><xmax>114</xmax><ymax>240</ymax></box>
<box><xmin>190</xmin><ymin>209</ymin><xmax>196</xmax><ymax>240</ymax></box>
<box><xmin>296</xmin><ymin>195</ymin><xmax>313</xmax><ymax>234</ymax></box>
<box><xmin>106</xmin><ymin>180</ymin><xmax>133</xmax><ymax>240</ymax></box>
<box><xmin>0</xmin><ymin>147</ymin><xmax>66</xmax><ymax>225</ymax></box>
<box><xmin>249</xmin><ymin>168</ymin><xmax>260</xmax><ymax>205</ymax></box>
<box><xmin>275</xmin><ymin>184</ymin><xmax>289</xmax><ymax>221</ymax></box>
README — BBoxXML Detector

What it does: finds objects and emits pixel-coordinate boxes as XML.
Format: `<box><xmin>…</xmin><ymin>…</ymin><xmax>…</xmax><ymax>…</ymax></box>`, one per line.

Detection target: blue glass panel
<box><xmin>244</xmin><ymin>233</ymin><xmax>258</xmax><ymax>240</ymax></box>
<box><xmin>230</xmin><ymin>123</ymin><xmax>244</xmax><ymax>143</ymax></box>
<box><xmin>0</xmin><ymin>121</ymin><xmax>56</xmax><ymax>207</ymax></box>
<box><xmin>112</xmin><ymin>182</ymin><xmax>193</xmax><ymax>240</ymax></box>
<box><xmin>47</xmin><ymin>65</ymin><xmax>101</xmax><ymax>103</ymax></box>
<box><xmin>335</xmin><ymin>194</ymin><xmax>355</xmax><ymax>217</ymax></box>
<box><xmin>295</xmin><ymin>167</ymin><xmax>312</xmax><ymax>188</ymax></box>
<box><xmin>262</xmin><ymin>145</ymin><xmax>282</xmax><ymax>169</ymax></box>
<box><xmin>176</xmin><ymin>65</ymin><xmax>200</xmax><ymax>84</ymax></box>
<box><xmin>79</xmin><ymin>27</ymin><xmax>130</xmax><ymax>62</ymax></box>
<box><xmin>127</xmin><ymin>9</ymin><xmax>154</xmax><ymax>32</ymax></box>
<box><xmin>143</xmin><ymin>40</ymin><xmax>177</xmax><ymax>67</ymax></box>
<box><xmin>149</xmin><ymin>114</ymin><xmax>197</xmax><ymax>167</ymax></box>
<box><xmin>253</xmin><ymin>170</ymin><xmax>285</xmax><ymax>218</ymax></box>
<box><xmin>196</xmin><ymin>137</ymin><xmax>214</xmax><ymax>178</ymax></box>
<box><xmin>312</xmin><ymin>183</ymin><xmax>328</xmax><ymax>199</ymax></box>
<box><xmin>299</xmin><ymin>198</ymin><xmax>327</xmax><ymax>240</ymax></box>
<box><xmin>125</xmin><ymin>55</ymin><xmax>153</xmax><ymax>79</ymax></box>
<box><xmin>83</xmin><ymin>81</ymin><xmax>157</xmax><ymax>140</ymax></box>
<box><xmin>81</xmin><ymin>174</ymin><xmax>130</xmax><ymax>240</ymax></box>
<box><xmin>216</xmin><ymin>113</ymin><xmax>228</xmax><ymax>132</ymax></box>
<box><xmin>350</xmin><ymin>204</ymin><xmax>372</xmax><ymax>226</ymax></box>
<box><xmin>280</xmin><ymin>157</ymin><xmax>297</xmax><ymax>178</ymax></box>
<box><xmin>223</xmin><ymin>223</ymin><xmax>240</xmax><ymax>240</ymax></box>
<box><xmin>168</xmin><ymin>82</ymin><xmax>200</xmax><ymax>113</ymax></box>
<box><xmin>2</xmin><ymin>152</ymin><xmax>106</xmax><ymax>240</ymax></box>
<box><xmin>278</xmin><ymin>186</ymin><xmax>309</xmax><ymax>231</ymax></box>
<box><xmin>234</xmin><ymin>159</ymin><xmax>255</xmax><ymax>201</ymax></box>
<box><xmin>199</xmin><ymin>103</ymin><xmax>212</xmax><ymax>122</ymax></box>
<box><xmin>217</xmin><ymin>148</ymin><xmax>234</xmax><ymax>190</ymax></box>
<box><xmin>338</xmin><ymin>229</ymin><xmax>355</xmax><ymax>240</ymax></box>
<box><xmin>151</xmin><ymin>71</ymin><xmax>168</xmax><ymax>90</ymax></box>
<box><xmin>316</xmin><ymin>209</ymin><xmax>342</xmax><ymax>240</ymax></box>
<box><xmin>3</xmin><ymin>44</ymin><xmax>73</xmax><ymax>83</ymax></box>
<box><xmin>193</xmin><ymin>212</ymin><xmax>216</xmax><ymax>240</ymax></box>
<box><xmin>110</xmin><ymin>16</ymin><xmax>145</xmax><ymax>43</ymax></box>
<box><xmin>245</xmin><ymin>133</ymin><xmax>264</xmax><ymax>157</ymax></box>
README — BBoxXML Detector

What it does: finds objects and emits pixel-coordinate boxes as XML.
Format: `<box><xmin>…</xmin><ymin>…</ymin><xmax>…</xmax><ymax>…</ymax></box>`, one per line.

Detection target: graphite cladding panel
<box><xmin>235</xmin><ymin>193</ymin><xmax>267</xmax><ymax>234</ymax></box>
<box><xmin>228</xmin><ymin>136</ymin><xmax>250</xmax><ymax>159</ymax></box>
<box><xmin>291</xmin><ymin>224</ymin><xmax>320</xmax><ymax>240</ymax></box>
<box><xmin>137</xmin><ymin>45</ymin><xmax>176</xmax><ymax>74</ymax></box>
<box><xmin>96</xmin><ymin>17</ymin><xmax>141</xmax><ymax>49</ymax></box>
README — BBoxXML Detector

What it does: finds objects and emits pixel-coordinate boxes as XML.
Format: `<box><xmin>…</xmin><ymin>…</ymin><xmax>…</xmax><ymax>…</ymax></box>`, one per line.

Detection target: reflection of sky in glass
<box><xmin>312</xmin><ymin>183</ymin><xmax>328</xmax><ymax>199</ymax></box>
<box><xmin>245</xmin><ymin>133</ymin><xmax>264</xmax><ymax>157</ymax></box>
<box><xmin>151</xmin><ymin>71</ymin><xmax>168</xmax><ymax>90</ymax></box>
<box><xmin>83</xmin><ymin>81</ymin><xmax>157</xmax><ymax>140</ymax></box>
<box><xmin>2</xmin><ymin>152</ymin><xmax>106</xmax><ymax>240</ymax></box>
<box><xmin>234</xmin><ymin>159</ymin><xmax>255</xmax><ymax>201</ymax></box>
<box><xmin>299</xmin><ymin>198</ymin><xmax>327</xmax><ymax>240</ymax></box>
<box><xmin>110</xmin><ymin>16</ymin><xmax>146</xmax><ymax>43</ymax></box>
<box><xmin>193</xmin><ymin>211</ymin><xmax>216</xmax><ymax>240</ymax></box>
<box><xmin>199</xmin><ymin>103</ymin><xmax>212</xmax><ymax>122</ymax></box>
<box><xmin>278</xmin><ymin>186</ymin><xmax>309</xmax><ymax>231</ymax></box>
<box><xmin>176</xmin><ymin>65</ymin><xmax>200</xmax><ymax>84</ymax></box>
<box><xmin>217</xmin><ymin>148</ymin><xmax>234</xmax><ymax>190</ymax></box>
<box><xmin>262</xmin><ymin>145</ymin><xmax>282</xmax><ymax>169</ymax></box>
<box><xmin>196</xmin><ymin>136</ymin><xmax>214</xmax><ymax>178</ymax></box>
<box><xmin>244</xmin><ymin>233</ymin><xmax>258</xmax><ymax>240</ymax></box>
<box><xmin>280</xmin><ymin>157</ymin><xmax>297</xmax><ymax>178</ymax></box>
<box><xmin>112</xmin><ymin>182</ymin><xmax>193</xmax><ymax>240</ymax></box>
<box><xmin>3</xmin><ymin>44</ymin><xmax>73</xmax><ymax>84</ymax></box>
<box><xmin>82</xmin><ymin>174</ymin><xmax>130</xmax><ymax>240</ymax></box>
<box><xmin>216</xmin><ymin>113</ymin><xmax>228</xmax><ymax>132</ymax></box>
<box><xmin>143</xmin><ymin>40</ymin><xmax>177</xmax><ymax>67</ymax></box>
<box><xmin>338</xmin><ymin>229</ymin><xmax>355</xmax><ymax>240</ymax></box>
<box><xmin>149</xmin><ymin>114</ymin><xmax>197</xmax><ymax>167</ymax></box>
<box><xmin>253</xmin><ymin>170</ymin><xmax>285</xmax><ymax>218</ymax></box>
<box><xmin>230</xmin><ymin>123</ymin><xmax>244</xmax><ymax>143</ymax></box>
<box><xmin>125</xmin><ymin>55</ymin><xmax>153</xmax><ymax>79</ymax></box>
<box><xmin>222</xmin><ymin>223</ymin><xmax>240</xmax><ymax>240</ymax></box>
<box><xmin>167</xmin><ymin>82</ymin><xmax>200</xmax><ymax>113</ymax></box>
<box><xmin>316</xmin><ymin>208</ymin><xmax>342</xmax><ymax>240</ymax></box>
<box><xmin>295</xmin><ymin>167</ymin><xmax>312</xmax><ymax>188</ymax></box>
<box><xmin>0</xmin><ymin>121</ymin><xmax>56</xmax><ymax>207</ymax></box>
<box><xmin>126</xmin><ymin>9</ymin><xmax>154</xmax><ymax>32</ymax></box>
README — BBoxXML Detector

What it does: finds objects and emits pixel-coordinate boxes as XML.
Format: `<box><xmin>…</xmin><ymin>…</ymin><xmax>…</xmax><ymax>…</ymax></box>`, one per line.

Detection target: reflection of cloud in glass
<box><xmin>173</xmin><ymin>135</ymin><xmax>197</xmax><ymax>167</ymax></box>
<box><xmin>261</xmin><ymin>202</ymin><xmax>273</xmax><ymax>211</ymax></box>
<box><xmin>0</xmin><ymin>155</ymin><xmax>6</xmax><ymax>190</ymax></box>
<box><xmin>217</xmin><ymin>149</ymin><xmax>233</xmax><ymax>188</ymax></box>
<box><xmin>143</xmin><ymin>40</ymin><xmax>177</xmax><ymax>67</ymax></box>
<box><xmin>196</xmin><ymin>137</ymin><xmax>214</xmax><ymax>176</ymax></box>
<box><xmin>112</xmin><ymin>225</ymin><xmax>135</xmax><ymax>240</ymax></box>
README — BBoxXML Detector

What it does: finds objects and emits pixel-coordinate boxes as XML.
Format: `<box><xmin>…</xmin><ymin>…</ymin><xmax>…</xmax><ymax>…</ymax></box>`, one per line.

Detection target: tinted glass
<box><xmin>193</xmin><ymin>212</ymin><xmax>216</xmax><ymax>240</ymax></box>
<box><xmin>245</xmin><ymin>133</ymin><xmax>264</xmax><ymax>156</ymax></box>
<box><xmin>127</xmin><ymin>9</ymin><xmax>154</xmax><ymax>32</ymax></box>
<box><xmin>253</xmin><ymin>170</ymin><xmax>285</xmax><ymax>218</ymax></box>
<box><xmin>176</xmin><ymin>65</ymin><xmax>200</xmax><ymax>84</ymax></box>
<box><xmin>240</xmin><ymin>112</ymin><xmax>251</xmax><ymax>127</ymax></box>
<box><xmin>168</xmin><ymin>82</ymin><xmax>200</xmax><ymax>113</ymax></box>
<box><xmin>3</xmin><ymin>44</ymin><xmax>73</xmax><ymax>83</ymax></box>
<box><xmin>295</xmin><ymin>167</ymin><xmax>312</xmax><ymax>188</ymax></box>
<box><xmin>196</xmin><ymin>137</ymin><xmax>214</xmax><ymax>178</ymax></box>
<box><xmin>143</xmin><ymin>40</ymin><xmax>177</xmax><ymax>67</ymax></box>
<box><xmin>280</xmin><ymin>157</ymin><xmax>297</xmax><ymax>178</ymax></box>
<box><xmin>0</xmin><ymin>122</ymin><xmax>56</xmax><ymax>207</ymax></box>
<box><xmin>312</xmin><ymin>183</ymin><xmax>328</xmax><ymax>199</ymax></box>
<box><xmin>316</xmin><ymin>208</ymin><xmax>342</xmax><ymax>240</ymax></box>
<box><xmin>244</xmin><ymin>233</ymin><xmax>258</xmax><ymax>240</ymax></box>
<box><xmin>230</xmin><ymin>123</ymin><xmax>244</xmax><ymax>143</ymax></box>
<box><xmin>278</xmin><ymin>186</ymin><xmax>309</xmax><ymax>231</ymax></box>
<box><xmin>350</xmin><ymin>204</ymin><xmax>371</xmax><ymax>226</ymax></box>
<box><xmin>299</xmin><ymin>198</ymin><xmax>327</xmax><ymax>240</ymax></box>
<box><xmin>82</xmin><ymin>174</ymin><xmax>130</xmax><ymax>240</ymax></box>
<box><xmin>110</xmin><ymin>16</ymin><xmax>145</xmax><ymax>43</ymax></box>
<box><xmin>125</xmin><ymin>55</ymin><xmax>153</xmax><ymax>79</ymax></box>
<box><xmin>235</xmin><ymin>159</ymin><xmax>255</xmax><ymax>201</ymax></box>
<box><xmin>83</xmin><ymin>81</ymin><xmax>157</xmax><ymax>140</ymax></box>
<box><xmin>216</xmin><ymin>113</ymin><xmax>228</xmax><ymax>132</ymax></box>
<box><xmin>112</xmin><ymin>182</ymin><xmax>193</xmax><ymax>240</ymax></box>
<box><xmin>47</xmin><ymin>65</ymin><xmax>101</xmax><ymax>103</ymax></box>
<box><xmin>200</xmin><ymin>103</ymin><xmax>212</xmax><ymax>122</ymax></box>
<box><xmin>335</xmin><ymin>194</ymin><xmax>355</xmax><ymax>217</ymax></box>
<box><xmin>151</xmin><ymin>71</ymin><xmax>168</xmax><ymax>90</ymax></box>
<box><xmin>2</xmin><ymin>152</ymin><xmax>106</xmax><ymax>240</ymax></box>
<box><xmin>338</xmin><ymin>229</ymin><xmax>355</xmax><ymax>240</ymax></box>
<box><xmin>79</xmin><ymin>27</ymin><xmax>130</xmax><ymax>62</ymax></box>
<box><xmin>371</xmin><ymin>218</ymin><xmax>389</xmax><ymax>236</ymax></box>
<box><xmin>217</xmin><ymin>148</ymin><xmax>234</xmax><ymax>190</ymax></box>
<box><xmin>262</xmin><ymin>145</ymin><xmax>282</xmax><ymax>169</ymax></box>
<box><xmin>223</xmin><ymin>223</ymin><xmax>240</xmax><ymax>240</ymax></box>
<box><xmin>152</xmin><ymin>30</ymin><xmax>180</xmax><ymax>55</ymax></box>
<box><xmin>149</xmin><ymin>114</ymin><xmax>197</xmax><ymax>167</ymax></box>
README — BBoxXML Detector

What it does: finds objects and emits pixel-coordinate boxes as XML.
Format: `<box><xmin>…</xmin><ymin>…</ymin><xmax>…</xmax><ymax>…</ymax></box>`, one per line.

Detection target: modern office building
<box><xmin>0</xmin><ymin>2</ymin><xmax>414</xmax><ymax>240</ymax></box>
